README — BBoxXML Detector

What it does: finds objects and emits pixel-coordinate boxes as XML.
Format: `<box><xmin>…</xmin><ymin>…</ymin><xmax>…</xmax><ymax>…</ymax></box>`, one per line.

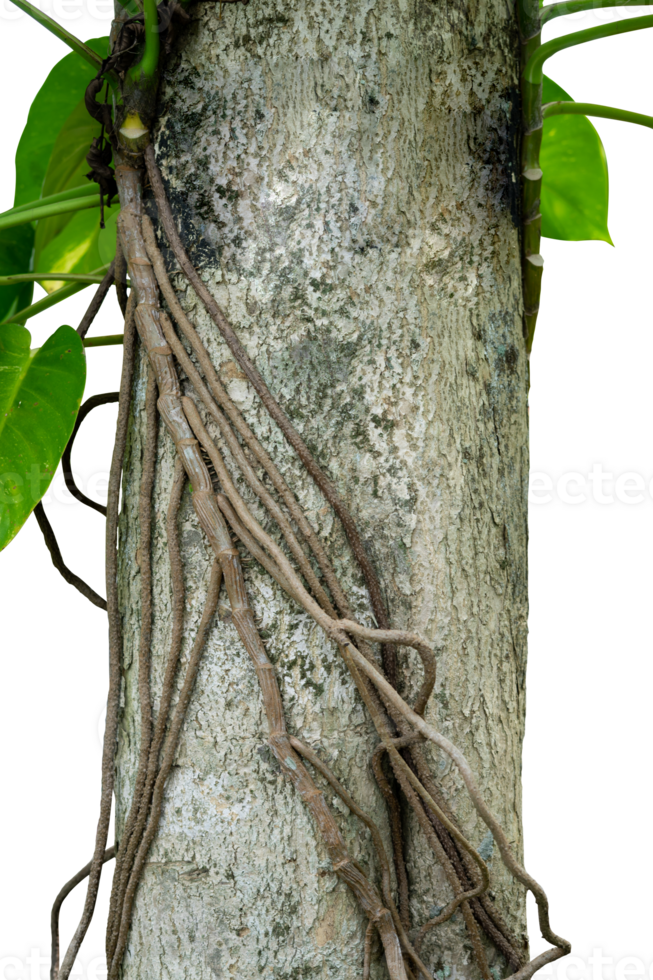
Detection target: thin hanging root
<box><xmin>143</xmin><ymin>146</ymin><xmax>398</xmax><ymax>687</ymax></box>
<box><xmin>77</xmin><ymin>259</ymin><xmax>115</xmax><ymax>339</ymax></box>
<box><xmin>108</xmin><ymin>560</ymin><xmax>222</xmax><ymax>978</ymax></box>
<box><xmin>107</xmin><ymin>370</ymin><xmax>158</xmax><ymax>955</ymax></box>
<box><xmin>56</xmin><ymin>294</ymin><xmax>137</xmax><ymax>980</ymax></box>
<box><xmin>114</xmin><ymin>158</ymin><xmax>409</xmax><ymax>980</ymax></box>
<box><xmin>105</xmin><ymin>457</ymin><xmax>186</xmax><ymax>955</ymax></box>
<box><xmin>50</xmin><ymin>847</ymin><xmax>115</xmax><ymax>980</ymax></box>
<box><xmin>363</xmin><ymin>920</ymin><xmax>375</xmax><ymax>980</ymax></box>
<box><xmin>342</xmin><ymin>643</ymin><xmax>572</xmax><ymax>978</ymax></box>
<box><xmin>62</xmin><ymin>392</ymin><xmax>120</xmax><ymax>516</ymax></box>
<box><xmin>370</xmin><ymin>740</ymin><xmax>411</xmax><ymax>931</ymax></box>
<box><xmin>114</xmin><ymin>240</ymin><xmax>129</xmax><ymax>316</ymax></box>
<box><xmin>33</xmin><ymin>502</ymin><xmax>107</xmax><ymax>610</ymax></box>
<box><xmin>290</xmin><ymin>737</ymin><xmax>434</xmax><ymax>980</ymax></box>
<box><xmin>107</xmin><ymin>459</ymin><xmax>186</xmax><ymax>936</ymax></box>
<box><xmin>410</xmin><ymin>747</ymin><xmax>524</xmax><ymax>968</ymax></box>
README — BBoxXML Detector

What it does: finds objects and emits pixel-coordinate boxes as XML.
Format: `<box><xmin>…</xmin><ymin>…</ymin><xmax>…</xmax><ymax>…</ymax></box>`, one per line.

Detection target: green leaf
<box><xmin>0</xmin><ymin>324</ymin><xmax>86</xmax><ymax>551</ymax></box>
<box><xmin>0</xmin><ymin>226</ymin><xmax>34</xmax><ymax>325</ymax></box>
<box><xmin>33</xmin><ymin>98</ymin><xmax>109</xmax><ymax>291</ymax></box>
<box><xmin>541</xmin><ymin>75</ymin><xmax>612</xmax><ymax>243</ymax></box>
<box><xmin>98</xmin><ymin>207</ymin><xmax>120</xmax><ymax>266</ymax></box>
<box><xmin>36</xmin><ymin>207</ymin><xmax>104</xmax><ymax>288</ymax></box>
<box><xmin>13</xmin><ymin>37</ymin><xmax>108</xmax><ymax>209</ymax></box>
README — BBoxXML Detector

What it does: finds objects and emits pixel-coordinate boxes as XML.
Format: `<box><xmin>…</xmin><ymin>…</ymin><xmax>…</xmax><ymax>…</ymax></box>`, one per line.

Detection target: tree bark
<box><xmin>115</xmin><ymin>0</ymin><xmax>528</xmax><ymax>977</ymax></box>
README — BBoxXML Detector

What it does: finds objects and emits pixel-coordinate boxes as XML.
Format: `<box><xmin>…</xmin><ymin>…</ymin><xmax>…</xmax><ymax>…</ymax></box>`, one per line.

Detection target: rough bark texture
<box><xmin>115</xmin><ymin>0</ymin><xmax>529</xmax><ymax>977</ymax></box>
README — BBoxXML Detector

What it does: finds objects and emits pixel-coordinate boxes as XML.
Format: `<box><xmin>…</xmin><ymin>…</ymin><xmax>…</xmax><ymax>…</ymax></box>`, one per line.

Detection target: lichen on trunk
<box><xmin>115</xmin><ymin>0</ymin><xmax>529</xmax><ymax>976</ymax></box>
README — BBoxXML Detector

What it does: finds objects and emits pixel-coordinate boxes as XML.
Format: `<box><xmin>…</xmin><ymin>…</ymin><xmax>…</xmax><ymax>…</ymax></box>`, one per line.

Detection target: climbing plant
<box><xmin>1</xmin><ymin>1</ymin><xmax>651</xmax><ymax>978</ymax></box>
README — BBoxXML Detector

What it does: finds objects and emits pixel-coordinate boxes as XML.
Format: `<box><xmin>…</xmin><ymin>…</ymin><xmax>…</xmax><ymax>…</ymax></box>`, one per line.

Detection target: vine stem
<box><xmin>342</xmin><ymin>642</ymin><xmax>572</xmax><ymax>978</ymax></box>
<box><xmin>526</xmin><ymin>14</ymin><xmax>653</xmax><ymax>80</ymax></box>
<box><xmin>0</xmin><ymin>195</ymin><xmax>101</xmax><ymax>232</ymax></box>
<box><xmin>543</xmin><ymin>101</ymin><xmax>653</xmax><ymax>127</ymax></box>
<box><xmin>50</xmin><ymin>848</ymin><xmax>115</xmax><ymax>980</ymax></box>
<box><xmin>7</xmin><ymin>0</ymin><xmax>103</xmax><ymax>68</ymax></box>
<box><xmin>517</xmin><ymin>8</ymin><xmax>653</xmax><ymax>394</ymax></box>
<box><xmin>62</xmin><ymin>392</ymin><xmax>120</xmax><ymax>516</ymax></box>
<box><xmin>0</xmin><ymin>182</ymin><xmax>99</xmax><ymax>219</ymax></box>
<box><xmin>517</xmin><ymin>0</ymin><xmax>543</xmax><ymax>354</ymax></box>
<box><xmin>33</xmin><ymin>503</ymin><xmax>107</xmax><ymax>609</ymax></box>
<box><xmin>3</xmin><ymin>266</ymin><xmax>110</xmax><ymax>326</ymax></box>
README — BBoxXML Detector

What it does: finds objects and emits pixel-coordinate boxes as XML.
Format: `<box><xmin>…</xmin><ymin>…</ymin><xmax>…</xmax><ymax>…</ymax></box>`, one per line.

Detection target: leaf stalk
<box><xmin>8</xmin><ymin>0</ymin><xmax>103</xmax><ymax>69</ymax></box>
<box><xmin>2</xmin><ymin>267</ymin><xmax>109</xmax><ymax>325</ymax></box>
<box><xmin>524</xmin><ymin>14</ymin><xmax>653</xmax><ymax>82</ymax></box>
<box><xmin>542</xmin><ymin>101</ymin><xmax>653</xmax><ymax>128</ymax></box>
<box><xmin>0</xmin><ymin>196</ymin><xmax>102</xmax><ymax>233</ymax></box>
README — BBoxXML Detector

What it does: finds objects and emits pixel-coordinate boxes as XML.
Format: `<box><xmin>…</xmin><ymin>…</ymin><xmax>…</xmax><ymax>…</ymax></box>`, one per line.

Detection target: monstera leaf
<box><xmin>540</xmin><ymin>75</ymin><xmax>612</xmax><ymax>243</ymax></box>
<box><xmin>0</xmin><ymin>324</ymin><xmax>86</xmax><ymax>551</ymax></box>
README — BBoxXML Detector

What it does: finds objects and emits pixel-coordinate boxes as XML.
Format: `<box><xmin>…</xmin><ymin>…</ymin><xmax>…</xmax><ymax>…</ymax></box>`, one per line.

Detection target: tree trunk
<box><xmin>116</xmin><ymin>0</ymin><xmax>529</xmax><ymax>977</ymax></box>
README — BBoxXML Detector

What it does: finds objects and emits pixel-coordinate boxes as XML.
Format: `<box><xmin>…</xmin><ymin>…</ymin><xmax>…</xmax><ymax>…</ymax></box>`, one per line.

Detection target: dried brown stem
<box><xmin>33</xmin><ymin>502</ymin><xmax>107</xmax><ymax>609</ymax></box>
<box><xmin>217</xmin><ymin>493</ymin><xmax>296</xmax><ymax>597</ymax></box>
<box><xmin>363</xmin><ymin>920</ymin><xmax>375</xmax><ymax>980</ymax></box>
<box><xmin>290</xmin><ymin>737</ymin><xmax>433</xmax><ymax>980</ymax></box>
<box><xmin>144</xmin><ymin>147</ymin><xmax>397</xmax><ymax>685</ymax></box>
<box><xmin>114</xmin><ymin>241</ymin><xmax>129</xmax><ymax>316</ymax></box>
<box><xmin>76</xmin><ymin>259</ymin><xmax>115</xmax><ymax>339</ymax></box>
<box><xmin>342</xmin><ymin>642</ymin><xmax>571</xmax><ymax>975</ymax></box>
<box><xmin>50</xmin><ymin>847</ymin><xmax>115</xmax><ymax>980</ymax></box>
<box><xmin>62</xmin><ymin>392</ymin><xmax>119</xmax><ymax>516</ymax></box>
<box><xmin>56</xmin><ymin>293</ymin><xmax>137</xmax><ymax>980</ymax></box>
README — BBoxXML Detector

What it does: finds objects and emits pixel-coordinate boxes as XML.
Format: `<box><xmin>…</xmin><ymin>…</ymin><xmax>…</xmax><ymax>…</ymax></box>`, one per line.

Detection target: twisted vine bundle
<box><xmin>46</xmin><ymin>136</ymin><xmax>569</xmax><ymax>980</ymax></box>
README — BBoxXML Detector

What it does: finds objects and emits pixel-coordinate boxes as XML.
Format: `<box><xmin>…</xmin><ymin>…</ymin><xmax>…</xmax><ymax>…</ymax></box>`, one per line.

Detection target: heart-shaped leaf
<box><xmin>540</xmin><ymin>74</ymin><xmax>612</xmax><ymax>243</ymax></box>
<box><xmin>0</xmin><ymin>324</ymin><xmax>86</xmax><ymax>551</ymax></box>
